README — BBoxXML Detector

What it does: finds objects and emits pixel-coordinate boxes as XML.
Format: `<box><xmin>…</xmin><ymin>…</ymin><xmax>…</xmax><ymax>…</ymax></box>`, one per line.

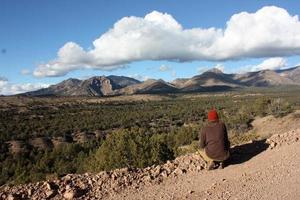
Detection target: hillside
<box><xmin>277</xmin><ymin>66</ymin><xmax>300</xmax><ymax>84</ymax></box>
<box><xmin>234</xmin><ymin>70</ymin><xmax>295</xmax><ymax>87</ymax></box>
<box><xmin>21</xmin><ymin>66</ymin><xmax>300</xmax><ymax>97</ymax></box>
<box><xmin>116</xmin><ymin>79</ymin><xmax>178</xmax><ymax>95</ymax></box>
<box><xmin>1</xmin><ymin>122</ymin><xmax>299</xmax><ymax>199</ymax></box>
<box><xmin>177</xmin><ymin>69</ymin><xmax>241</xmax><ymax>92</ymax></box>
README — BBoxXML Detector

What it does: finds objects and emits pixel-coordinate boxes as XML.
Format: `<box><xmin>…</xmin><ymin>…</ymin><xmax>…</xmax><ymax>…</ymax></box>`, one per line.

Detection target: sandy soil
<box><xmin>250</xmin><ymin>110</ymin><xmax>300</xmax><ymax>138</ymax></box>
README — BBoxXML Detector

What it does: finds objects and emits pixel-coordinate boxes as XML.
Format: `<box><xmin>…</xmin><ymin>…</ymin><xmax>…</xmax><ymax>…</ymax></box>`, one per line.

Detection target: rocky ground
<box><xmin>0</xmin><ymin>129</ymin><xmax>299</xmax><ymax>200</ymax></box>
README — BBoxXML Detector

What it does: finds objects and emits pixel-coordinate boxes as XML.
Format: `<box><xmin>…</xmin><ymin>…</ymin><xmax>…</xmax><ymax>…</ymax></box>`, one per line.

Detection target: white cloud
<box><xmin>249</xmin><ymin>57</ymin><xmax>287</xmax><ymax>72</ymax></box>
<box><xmin>0</xmin><ymin>77</ymin><xmax>49</xmax><ymax>95</ymax></box>
<box><xmin>159</xmin><ymin>64</ymin><xmax>171</xmax><ymax>72</ymax></box>
<box><xmin>127</xmin><ymin>74</ymin><xmax>150</xmax><ymax>81</ymax></box>
<box><xmin>197</xmin><ymin>63</ymin><xmax>225</xmax><ymax>74</ymax></box>
<box><xmin>159</xmin><ymin>64</ymin><xmax>176</xmax><ymax>78</ymax></box>
<box><xmin>214</xmin><ymin>64</ymin><xmax>225</xmax><ymax>72</ymax></box>
<box><xmin>20</xmin><ymin>69</ymin><xmax>31</xmax><ymax>75</ymax></box>
<box><xmin>0</xmin><ymin>76</ymin><xmax>8</xmax><ymax>82</ymax></box>
<box><xmin>171</xmin><ymin>70</ymin><xmax>177</xmax><ymax>77</ymax></box>
<box><xmin>252</xmin><ymin>57</ymin><xmax>287</xmax><ymax>71</ymax></box>
<box><xmin>34</xmin><ymin>6</ymin><xmax>300</xmax><ymax>77</ymax></box>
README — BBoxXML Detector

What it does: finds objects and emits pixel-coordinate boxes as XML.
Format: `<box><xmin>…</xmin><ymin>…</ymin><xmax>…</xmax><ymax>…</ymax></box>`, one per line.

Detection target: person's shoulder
<box><xmin>218</xmin><ymin>121</ymin><xmax>226</xmax><ymax>127</ymax></box>
<box><xmin>218</xmin><ymin>121</ymin><xmax>225</xmax><ymax>125</ymax></box>
<box><xmin>201</xmin><ymin>124</ymin><xmax>208</xmax><ymax>130</ymax></box>
<box><xmin>202</xmin><ymin>122</ymin><xmax>211</xmax><ymax>131</ymax></box>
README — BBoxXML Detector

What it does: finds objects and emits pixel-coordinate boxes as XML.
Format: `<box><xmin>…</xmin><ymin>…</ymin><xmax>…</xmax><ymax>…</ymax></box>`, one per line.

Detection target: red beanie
<box><xmin>208</xmin><ymin>109</ymin><xmax>218</xmax><ymax>121</ymax></box>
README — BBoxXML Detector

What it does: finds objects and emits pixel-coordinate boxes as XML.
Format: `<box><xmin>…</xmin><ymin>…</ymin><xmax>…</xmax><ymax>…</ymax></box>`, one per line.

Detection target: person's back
<box><xmin>200</xmin><ymin>121</ymin><xmax>230</xmax><ymax>161</ymax></box>
<box><xmin>198</xmin><ymin>109</ymin><xmax>230</xmax><ymax>170</ymax></box>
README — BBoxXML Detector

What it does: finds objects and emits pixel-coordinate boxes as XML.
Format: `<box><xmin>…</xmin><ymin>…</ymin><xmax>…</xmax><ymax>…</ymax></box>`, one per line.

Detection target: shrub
<box><xmin>88</xmin><ymin>129</ymin><xmax>175</xmax><ymax>172</ymax></box>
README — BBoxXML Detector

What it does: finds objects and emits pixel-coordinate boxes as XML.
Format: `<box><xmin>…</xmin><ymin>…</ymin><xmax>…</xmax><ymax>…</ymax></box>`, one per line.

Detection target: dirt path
<box><xmin>108</xmin><ymin>137</ymin><xmax>300</xmax><ymax>200</ymax></box>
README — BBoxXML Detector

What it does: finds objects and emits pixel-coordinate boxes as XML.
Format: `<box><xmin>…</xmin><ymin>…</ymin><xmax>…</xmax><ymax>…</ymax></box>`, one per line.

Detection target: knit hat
<box><xmin>208</xmin><ymin>109</ymin><xmax>218</xmax><ymax>121</ymax></box>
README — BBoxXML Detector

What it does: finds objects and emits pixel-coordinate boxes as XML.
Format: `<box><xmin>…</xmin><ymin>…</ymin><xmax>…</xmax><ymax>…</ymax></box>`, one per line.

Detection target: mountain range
<box><xmin>23</xmin><ymin>66</ymin><xmax>300</xmax><ymax>97</ymax></box>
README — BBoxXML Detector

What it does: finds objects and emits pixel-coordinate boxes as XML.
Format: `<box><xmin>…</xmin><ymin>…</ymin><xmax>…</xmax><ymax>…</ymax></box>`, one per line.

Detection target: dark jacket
<box><xmin>199</xmin><ymin>121</ymin><xmax>230</xmax><ymax>161</ymax></box>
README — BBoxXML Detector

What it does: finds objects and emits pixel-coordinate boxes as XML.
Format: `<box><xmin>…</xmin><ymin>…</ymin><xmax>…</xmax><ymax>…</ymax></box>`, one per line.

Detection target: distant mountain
<box><xmin>235</xmin><ymin>66</ymin><xmax>300</xmax><ymax>87</ymax></box>
<box><xmin>276</xmin><ymin>66</ymin><xmax>300</xmax><ymax>84</ymax></box>
<box><xmin>176</xmin><ymin>68</ymin><xmax>242</xmax><ymax>92</ymax></box>
<box><xmin>234</xmin><ymin>70</ymin><xmax>292</xmax><ymax>87</ymax></box>
<box><xmin>22</xmin><ymin>66</ymin><xmax>300</xmax><ymax>97</ymax></box>
<box><xmin>24</xmin><ymin>76</ymin><xmax>140</xmax><ymax>97</ymax></box>
<box><xmin>24</xmin><ymin>78</ymin><xmax>82</xmax><ymax>96</ymax></box>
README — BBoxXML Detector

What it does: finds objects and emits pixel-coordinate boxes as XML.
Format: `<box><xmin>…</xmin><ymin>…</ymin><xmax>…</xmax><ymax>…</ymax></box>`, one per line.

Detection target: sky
<box><xmin>1</xmin><ymin>0</ymin><xmax>300</xmax><ymax>95</ymax></box>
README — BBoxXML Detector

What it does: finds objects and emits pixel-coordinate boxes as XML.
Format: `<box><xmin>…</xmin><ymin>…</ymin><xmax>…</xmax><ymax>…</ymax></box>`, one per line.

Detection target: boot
<box><xmin>207</xmin><ymin>161</ymin><xmax>216</xmax><ymax>170</ymax></box>
<box><xmin>218</xmin><ymin>161</ymin><xmax>225</xmax><ymax>169</ymax></box>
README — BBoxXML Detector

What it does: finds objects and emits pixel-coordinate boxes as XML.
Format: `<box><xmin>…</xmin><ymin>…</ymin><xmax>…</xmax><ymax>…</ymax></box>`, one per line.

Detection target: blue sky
<box><xmin>1</xmin><ymin>0</ymin><xmax>300</xmax><ymax>94</ymax></box>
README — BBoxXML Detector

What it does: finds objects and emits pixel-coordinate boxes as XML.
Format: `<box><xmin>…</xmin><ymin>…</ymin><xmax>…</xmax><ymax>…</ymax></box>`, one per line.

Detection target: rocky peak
<box><xmin>79</xmin><ymin>76</ymin><xmax>115</xmax><ymax>96</ymax></box>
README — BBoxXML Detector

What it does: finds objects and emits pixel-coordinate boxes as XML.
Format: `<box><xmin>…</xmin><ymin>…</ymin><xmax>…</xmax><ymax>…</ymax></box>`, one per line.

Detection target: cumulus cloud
<box><xmin>159</xmin><ymin>64</ymin><xmax>171</xmax><ymax>72</ymax></box>
<box><xmin>213</xmin><ymin>64</ymin><xmax>225</xmax><ymax>72</ymax></box>
<box><xmin>171</xmin><ymin>70</ymin><xmax>177</xmax><ymax>77</ymax></box>
<box><xmin>0</xmin><ymin>76</ymin><xmax>8</xmax><ymax>82</ymax></box>
<box><xmin>237</xmin><ymin>57</ymin><xmax>288</xmax><ymax>73</ymax></box>
<box><xmin>197</xmin><ymin>63</ymin><xmax>225</xmax><ymax>74</ymax></box>
<box><xmin>158</xmin><ymin>64</ymin><xmax>177</xmax><ymax>77</ymax></box>
<box><xmin>0</xmin><ymin>77</ymin><xmax>49</xmax><ymax>95</ymax></box>
<box><xmin>20</xmin><ymin>69</ymin><xmax>31</xmax><ymax>75</ymax></box>
<box><xmin>127</xmin><ymin>74</ymin><xmax>150</xmax><ymax>81</ymax></box>
<box><xmin>251</xmin><ymin>57</ymin><xmax>287</xmax><ymax>71</ymax></box>
<box><xmin>34</xmin><ymin>6</ymin><xmax>300</xmax><ymax>77</ymax></box>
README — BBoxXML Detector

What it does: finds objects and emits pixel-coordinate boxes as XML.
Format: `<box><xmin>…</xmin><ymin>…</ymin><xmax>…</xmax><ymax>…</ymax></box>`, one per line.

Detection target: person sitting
<box><xmin>198</xmin><ymin>109</ymin><xmax>230</xmax><ymax>170</ymax></box>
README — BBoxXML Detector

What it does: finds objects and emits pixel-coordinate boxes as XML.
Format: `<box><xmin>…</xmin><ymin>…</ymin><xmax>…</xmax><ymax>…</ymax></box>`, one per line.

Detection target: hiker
<box><xmin>198</xmin><ymin>109</ymin><xmax>230</xmax><ymax>170</ymax></box>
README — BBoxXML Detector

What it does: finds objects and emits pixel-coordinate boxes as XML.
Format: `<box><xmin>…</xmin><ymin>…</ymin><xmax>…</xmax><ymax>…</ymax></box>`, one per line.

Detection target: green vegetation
<box><xmin>0</xmin><ymin>89</ymin><xmax>300</xmax><ymax>185</ymax></box>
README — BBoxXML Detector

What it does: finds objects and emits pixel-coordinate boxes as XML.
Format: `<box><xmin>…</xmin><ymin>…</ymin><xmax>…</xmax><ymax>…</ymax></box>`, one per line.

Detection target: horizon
<box><xmin>1</xmin><ymin>0</ymin><xmax>300</xmax><ymax>95</ymax></box>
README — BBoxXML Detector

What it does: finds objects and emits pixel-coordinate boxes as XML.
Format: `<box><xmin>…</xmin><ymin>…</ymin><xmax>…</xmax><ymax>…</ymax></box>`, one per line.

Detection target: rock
<box><xmin>99</xmin><ymin>171</ymin><xmax>110</xmax><ymax>179</ymax></box>
<box><xmin>7</xmin><ymin>194</ymin><xmax>20</xmax><ymax>200</ymax></box>
<box><xmin>111</xmin><ymin>172</ymin><xmax>118</xmax><ymax>180</ymax></box>
<box><xmin>197</xmin><ymin>165</ymin><xmax>204</xmax><ymax>171</ymax></box>
<box><xmin>142</xmin><ymin>175</ymin><xmax>152</xmax><ymax>182</ymax></box>
<box><xmin>1</xmin><ymin>193</ymin><xmax>7</xmax><ymax>199</ymax></box>
<box><xmin>63</xmin><ymin>190</ymin><xmax>76</xmax><ymax>199</ymax></box>
<box><xmin>161</xmin><ymin>170</ymin><xmax>168</xmax><ymax>178</ymax></box>
<box><xmin>164</xmin><ymin>166</ymin><xmax>173</xmax><ymax>175</ymax></box>
<box><xmin>45</xmin><ymin>190</ymin><xmax>56</xmax><ymax>199</ymax></box>
<box><xmin>65</xmin><ymin>184</ymin><xmax>71</xmax><ymax>190</ymax></box>
<box><xmin>63</xmin><ymin>186</ymin><xmax>85</xmax><ymax>199</ymax></box>
<box><xmin>27</xmin><ymin>189</ymin><xmax>33</xmax><ymax>196</ymax></box>
<box><xmin>173</xmin><ymin>168</ymin><xmax>184</xmax><ymax>175</ymax></box>
<box><xmin>270</xmin><ymin>142</ymin><xmax>277</xmax><ymax>148</ymax></box>
<box><xmin>119</xmin><ymin>167</ymin><xmax>129</xmax><ymax>174</ymax></box>
<box><xmin>45</xmin><ymin>182</ymin><xmax>52</xmax><ymax>190</ymax></box>
<box><xmin>88</xmin><ymin>179</ymin><xmax>93</xmax><ymax>185</ymax></box>
<box><xmin>204</xmin><ymin>190</ymin><xmax>212</xmax><ymax>195</ymax></box>
<box><xmin>21</xmin><ymin>193</ymin><xmax>27</xmax><ymax>199</ymax></box>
